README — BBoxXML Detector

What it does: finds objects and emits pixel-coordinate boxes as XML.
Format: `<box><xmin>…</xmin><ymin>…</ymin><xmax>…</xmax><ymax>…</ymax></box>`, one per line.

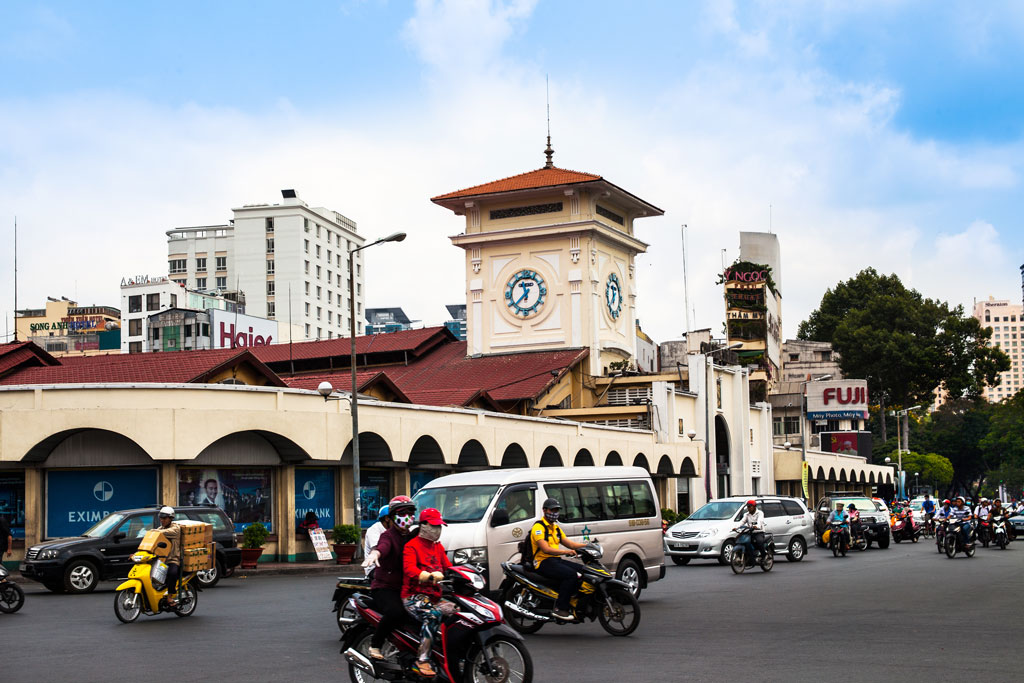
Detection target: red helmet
<box><xmin>942</xmin><ymin>499</ymin><xmax>950</xmax><ymax>505</ymax></box>
<box><xmin>388</xmin><ymin>495</ymin><xmax>415</xmax><ymax>515</ymax></box>
<box><xmin>746</xmin><ymin>499</ymin><xmax>757</xmax><ymax>506</ymax></box>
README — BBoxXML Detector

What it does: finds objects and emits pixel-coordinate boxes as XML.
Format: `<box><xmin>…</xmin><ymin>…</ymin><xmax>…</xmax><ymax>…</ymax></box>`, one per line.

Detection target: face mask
<box><xmin>419</xmin><ymin>524</ymin><xmax>441</xmax><ymax>542</ymax></box>
<box><xmin>544</xmin><ymin>510</ymin><xmax>560</xmax><ymax>523</ymax></box>
<box><xmin>394</xmin><ymin>513</ymin><xmax>415</xmax><ymax>531</ymax></box>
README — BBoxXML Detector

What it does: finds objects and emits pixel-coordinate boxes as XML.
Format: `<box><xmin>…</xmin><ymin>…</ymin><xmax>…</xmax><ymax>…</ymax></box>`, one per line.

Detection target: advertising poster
<box><xmin>359</xmin><ymin>469</ymin><xmax>391</xmax><ymax>529</ymax></box>
<box><xmin>410</xmin><ymin>471</ymin><xmax>436</xmax><ymax>497</ymax></box>
<box><xmin>821</xmin><ymin>431</ymin><xmax>873</xmax><ymax>459</ymax></box>
<box><xmin>309</xmin><ymin>528</ymin><xmax>333</xmax><ymax>561</ymax></box>
<box><xmin>0</xmin><ymin>471</ymin><xmax>26</xmax><ymax>539</ymax></box>
<box><xmin>178</xmin><ymin>468</ymin><xmax>273</xmax><ymax>532</ymax></box>
<box><xmin>295</xmin><ymin>468</ymin><xmax>335</xmax><ymax>531</ymax></box>
<box><xmin>46</xmin><ymin>469</ymin><xmax>158</xmax><ymax>538</ymax></box>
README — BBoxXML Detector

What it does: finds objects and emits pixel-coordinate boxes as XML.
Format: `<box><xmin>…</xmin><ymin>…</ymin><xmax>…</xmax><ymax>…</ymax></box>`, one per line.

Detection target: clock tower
<box><xmin>431</xmin><ymin>148</ymin><xmax>663</xmax><ymax>376</ymax></box>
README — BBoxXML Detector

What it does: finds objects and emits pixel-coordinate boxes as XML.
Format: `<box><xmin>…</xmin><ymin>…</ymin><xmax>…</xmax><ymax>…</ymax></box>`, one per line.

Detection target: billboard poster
<box><xmin>295</xmin><ymin>468</ymin><xmax>335</xmax><ymax>531</ymax></box>
<box><xmin>806</xmin><ymin>380</ymin><xmax>869</xmax><ymax>420</ymax></box>
<box><xmin>178</xmin><ymin>467</ymin><xmax>273</xmax><ymax>532</ymax></box>
<box><xmin>209</xmin><ymin>309</ymin><xmax>277</xmax><ymax>349</ymax></box>
<box><xmin>0</xmin><ymin>471</ymin><xmax>26</xmax><ymax>539</ymax></box>
<box><xmin>821</xmin><ymin>431</ymin><xmax>874</xmax><ymax>459</ymax></box>
<box><xmin>46</xmin><ymin>469</ymin><xmax>158</xmax><ymax>538</ymax></box>
<box><xmin>359</xmin><ymin>469</ymin><xmax>391</xmax><ymax>529</ymax></box>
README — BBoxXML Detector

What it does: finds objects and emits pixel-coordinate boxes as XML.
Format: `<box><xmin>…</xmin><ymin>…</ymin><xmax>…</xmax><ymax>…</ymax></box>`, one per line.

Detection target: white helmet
<box><xmin>159</xmin><ymin>506</ymin><xmax>175</xmax><ymax>518</ymax></box>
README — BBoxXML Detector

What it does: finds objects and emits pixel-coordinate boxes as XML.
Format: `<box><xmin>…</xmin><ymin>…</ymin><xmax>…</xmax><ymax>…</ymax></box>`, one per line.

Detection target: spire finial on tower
<box><xmin>544</xmin><ymin>75</ymin><xmax>554</xmax><ymax>168</ymax></box>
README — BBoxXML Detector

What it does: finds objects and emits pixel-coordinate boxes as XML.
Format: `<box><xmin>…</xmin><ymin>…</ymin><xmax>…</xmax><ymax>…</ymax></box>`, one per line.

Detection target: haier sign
<box><xmin>46</xmin><ymin>469</ymin><xmax>158</xmax><ymax>538</ymax></box>
<box><xmin>210</xmin><ymin>310</ymin><xmax>276</xmax><ymax>350</ymax></box>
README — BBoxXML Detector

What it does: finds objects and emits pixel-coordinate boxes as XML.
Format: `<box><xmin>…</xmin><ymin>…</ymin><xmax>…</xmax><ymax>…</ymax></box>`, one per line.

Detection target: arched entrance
<box><xmin>343</xmin><ymin>432</ymin><xmax>394</xmax><ymax>528</ymax></box>
<box><xmin>605</xmin><ymin>450</ymin><xmax>623</xmax><ymax>466</ymax></box>
<box><xmin>574</xmin><ymin>449</ymin><xmax>594</xmax><ymax>466</ymax></box>
<box><xmin>714</xmin><ymin>415</ymin><xmax>731</xmax><ymax>498</ymax></box>
<box><xmin>540</xmin><ymin>446</ymin><xmax>562</xmax><ymax>467</ymax></box>
<box><xmin>457</xmin><ymin>440</ymin><xmax>489</xmax><ymax>470</ymax></box>
<box><xmin>408</xmin><ymin>435</ymin><xmax>448</xmax><ymax>495</ymax></box>
<box><xmin>501</xmin><ymin>443</ymin><xmax>528</xmax><ymax>468</ymax></box>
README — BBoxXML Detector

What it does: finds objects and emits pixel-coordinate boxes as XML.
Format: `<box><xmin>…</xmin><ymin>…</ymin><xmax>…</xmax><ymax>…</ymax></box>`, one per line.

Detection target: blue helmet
<box><xmin>377</xmin><ymin>505</ymin><xmax>390</xmax><ymax>521</ymax></box>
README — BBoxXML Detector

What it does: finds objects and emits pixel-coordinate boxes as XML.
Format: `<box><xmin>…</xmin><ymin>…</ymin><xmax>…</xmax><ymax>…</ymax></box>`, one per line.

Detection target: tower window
<box><xmin>489</xmin><ymin>202</ymin><xmax>563</xmax><ymax>220</ymax></box>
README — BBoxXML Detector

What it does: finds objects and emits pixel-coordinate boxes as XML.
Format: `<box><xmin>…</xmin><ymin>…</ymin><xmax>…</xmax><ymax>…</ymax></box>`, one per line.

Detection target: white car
<box><xmin>664</xmin><ymin>496</ymin><xmax>813</xmax><ymax>565</ymax></box>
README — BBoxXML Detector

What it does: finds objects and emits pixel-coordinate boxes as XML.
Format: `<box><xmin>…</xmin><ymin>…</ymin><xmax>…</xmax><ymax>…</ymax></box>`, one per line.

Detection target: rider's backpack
<box><xmin>518</xmin><ymin>520</ymin><xmax>563</xmax><ymax>570</ymax></box>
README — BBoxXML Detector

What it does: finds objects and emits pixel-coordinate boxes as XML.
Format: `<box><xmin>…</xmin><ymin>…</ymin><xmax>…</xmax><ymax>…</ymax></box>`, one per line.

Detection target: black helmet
<box><xmin>541</xmin><ymin>498</ymin><xmax>561</xmax><ymax>510</ymax></box>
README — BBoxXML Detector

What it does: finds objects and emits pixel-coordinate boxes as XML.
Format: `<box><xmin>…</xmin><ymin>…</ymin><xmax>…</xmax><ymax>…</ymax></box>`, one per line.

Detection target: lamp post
<box><xmin>914</xmin><ymin>471</ymin><xmax>920</xmax><ymax>496</ymax></box>
<box><xmin>889</xmin><ymin>404</ymin><xmax>921</xmax><ymax>499</ymax></box>
<box><xmin>703</xmin><ymin>342</ymin><xmax>741</xmax><ymax>501</ymax></box>
<box><xmin>319</xmin><ymin>231</ymin><xmax>406</xmax><ymax>548</ymax></box>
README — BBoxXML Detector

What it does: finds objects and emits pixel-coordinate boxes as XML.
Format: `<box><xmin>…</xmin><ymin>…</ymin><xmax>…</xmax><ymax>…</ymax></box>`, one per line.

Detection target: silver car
<box><xmin>664</xmin><ymin>496</ymin><xmax>814</xmax><ymax>565</ymax></box>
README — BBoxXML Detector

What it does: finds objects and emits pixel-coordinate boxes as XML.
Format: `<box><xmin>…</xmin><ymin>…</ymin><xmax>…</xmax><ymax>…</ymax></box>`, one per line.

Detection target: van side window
<box><xmin>629</xmin><ymin>483</ymin><xmax>656</xmax><ymax>517</ymax></box>
<box><xmin>762</xmin><ymin>502</ymin><xmax>785</xmax><ymax>518</ymax></box>
<box><xmin>603</xmin><ymin>483</ymin><xmax>635</xmax><ymax>519</ymax></box>
<box><xmin>545</xmin><ymin>485</ymin><xmax>583</xmax><ymax>522</ymax></box>
<box><xmin>579</xmin><ymin>485</ymin><xmax>604</xmax><ymax>521</ymax></box>
<box><xmin>494</xmin><ymin>488</ymin><xmax>535</xmax><ymax>524</ymax></box>
<box><xmin>781</xmin><ymin>501</ymin><xmax>804</xmax><ymax>516</ymax></box>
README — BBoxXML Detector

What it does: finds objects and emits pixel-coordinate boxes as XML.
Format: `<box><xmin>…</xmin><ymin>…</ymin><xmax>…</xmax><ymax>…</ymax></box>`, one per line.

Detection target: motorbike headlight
<box><xmin>470</xmin><ymin>573</ymin><xmax>486</xmax><ymax>591</ymax></box>
<box><xmin>130</xmin><ymin>553</ymin><xmax>148</xmax><ymax>563</ymax></box>
<box><xmin>452</xmin><ymin>547</ymin><xmax>487</xmax><ymax>565</ymax></box>
<box><xmin>697</xmin><ymin>529</ymin><xmax>718</xmax><ymax>539</ymax></box>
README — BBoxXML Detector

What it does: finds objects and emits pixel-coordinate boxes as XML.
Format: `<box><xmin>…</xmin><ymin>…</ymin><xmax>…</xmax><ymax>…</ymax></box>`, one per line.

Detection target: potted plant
<box><xmin>240</xmin><ymin>522</ymin><xmax>269</xmax><ymax>569</ymax></box>
<box><xmin>331</xmin><ymin>523</ymin><xmax>360</xmax><ymax>565</ymax></box>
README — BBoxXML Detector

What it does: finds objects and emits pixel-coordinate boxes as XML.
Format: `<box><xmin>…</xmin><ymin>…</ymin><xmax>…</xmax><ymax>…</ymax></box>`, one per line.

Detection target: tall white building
<box><xmin>975</xmin><ymin>296</ymin><xmax>1023</xmax><ymax>402</ymax></box>
<box><xmin>166</xmin><ymin>189</ymin><xmax>365</xmax><ymax>340</ymax></box>
<box><xmin>120</xmin><ymin>277</ymin><xmax>243</xmax><ymax>353</ymax></box>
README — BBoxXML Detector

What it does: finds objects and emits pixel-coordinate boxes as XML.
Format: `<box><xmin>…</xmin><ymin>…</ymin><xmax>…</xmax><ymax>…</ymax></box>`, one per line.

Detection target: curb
<box><xmin>232</xmin><ymin>564</ymin><xmax>365</xmax><ymax>579</ymax></box>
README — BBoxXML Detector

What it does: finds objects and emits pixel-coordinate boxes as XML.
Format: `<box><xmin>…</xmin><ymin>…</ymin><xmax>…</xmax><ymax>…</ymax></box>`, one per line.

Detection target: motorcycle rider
<box><xmin>847</xmin><ymin>503</ymin><xmax>863</xmax><ymax>542</ymax></box>
<box><xmin>735</xmin><ymin>499</ymin><xmax>766</xmax><ymax>562</ymax></box>
<box><xmin>826</xmin><ymin>502</ymin><xmax>850</xmax><ymax>551</ymax></box>
<box><xmin>974</xmin><ymin>498</ymin><xmax>992</xmax><ymax>543</ymax></box>
<box><xmin>154</xmin><ymin>506</ymin><xmax>181</xmax><ymax>606</ymax></box>
<box><xmin>402</xmin><ymin>507</ymin><xmax>454</xmax><ymax>678</ymax></box>
<box><xmin>531</xmin><ymin>498</ymin><xmax>588</xmax><ymax>622</ymax></box>
<box><xmin>991</xmin><ymin>499</ymin><xmax>1014</xmax><ymax>541</ymax></box>
<box><xmin>950</xmin><ymin>496</ymin><xmax>974</xmax><ymax>548</ymax></box>
<box><xmin>922</xmin><ymin>494</ymin><xmax>936</xmax><ymax>531</ymax></box>
<box><xmin>363</xmin><ymin>505</ymin><xmax>391</xmax><ymax>569</ymax></box>
<box><xmin>361</xmin><ymin>496</ymin><xmax>417</xmax><ymax>661</ymax></box>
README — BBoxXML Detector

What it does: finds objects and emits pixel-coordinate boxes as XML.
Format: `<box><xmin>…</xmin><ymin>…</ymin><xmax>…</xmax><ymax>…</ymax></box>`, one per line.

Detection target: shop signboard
<box><xmin>0</xmin><ymin>472</ymin><xmax>26</xmax><ymax>539</ymax></box>
<box><xmin>806</xmin><ymin>380</ymin><xmax>869</xmax><ymax>420</ymax></box>
<box><xmin>295</xmin><ymin>468</ymin><xmax>335</xmax><ymax>531</ymax></box>
<box><xmin>309</xmin><ymin>527</ymin><xmax>333</xmax><ymax>561</ymax></box>
<box><xmin>209</xmin><ymin>310</ymin><xmax>276</xmax><ymax>349</ymax></box>
<box><xmin>178</xmin><ymin>468</ymin><xmax>273</xmax><ymax>532</ymax></box>
<box><xmin>820</xmin><ymin>431</ymin><xmax>874</xmax><ymax>459</ymax></box>
<box><xmin>46</xmin><ymin>469</ymin><xmax>157</xmax><ymax>538</ymax></box>
<box><xmin>359</xmin><ymin>470</ymin><xmax>391</xmax><ymax>529</ymax></box>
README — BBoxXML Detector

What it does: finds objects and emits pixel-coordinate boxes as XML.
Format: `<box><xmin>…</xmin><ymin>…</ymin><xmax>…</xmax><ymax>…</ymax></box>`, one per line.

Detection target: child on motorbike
<box><xmin>402</xmin><ymin>507</ymin><xmax>454</xmax><ymax>678</ymax></box>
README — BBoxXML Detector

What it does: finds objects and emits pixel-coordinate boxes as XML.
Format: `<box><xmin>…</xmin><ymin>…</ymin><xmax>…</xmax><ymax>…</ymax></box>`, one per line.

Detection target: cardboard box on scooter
<box><xmin>138</xmin><ymin>530</ymin><xmax>172</xmax><ymax>557</ymax></box>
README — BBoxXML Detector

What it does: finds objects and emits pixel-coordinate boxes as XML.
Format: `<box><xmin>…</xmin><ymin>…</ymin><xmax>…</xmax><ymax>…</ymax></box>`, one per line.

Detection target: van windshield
<box><xmin>688</xmin><ymin>501</ymin><xmax>743</xmax><ymax>521</ymax></box>
<box><xmin>413</xmin><ymin>485</ymin><xmax>500</xmax><ymax>523</ymax></box>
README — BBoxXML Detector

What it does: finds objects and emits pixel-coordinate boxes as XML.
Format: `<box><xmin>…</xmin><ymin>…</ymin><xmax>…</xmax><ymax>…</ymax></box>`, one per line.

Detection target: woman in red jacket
<box><xmin>402</xmin><ymin>507</ymin><xmax>453</xmax><ymax>678</ymax></box>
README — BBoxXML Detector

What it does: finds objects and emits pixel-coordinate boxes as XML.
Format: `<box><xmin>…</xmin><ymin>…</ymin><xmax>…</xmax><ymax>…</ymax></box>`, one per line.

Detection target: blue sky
<box><xmin>2</xmin><ymin>0</ymin><xmax>1023</xmax><ymax>343</ymax></box>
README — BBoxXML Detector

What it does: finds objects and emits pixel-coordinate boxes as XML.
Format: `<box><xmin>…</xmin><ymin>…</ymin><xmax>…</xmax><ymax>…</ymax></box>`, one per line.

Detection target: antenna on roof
<box><xmin>13</xmin><ymin>216</ymin><xmax>17</xmax><ymax>342</ymax></box>
<box><xmin>544</xmin><ymin>75</ymin><xmax>554</xmax><ymax>169</ymax></box>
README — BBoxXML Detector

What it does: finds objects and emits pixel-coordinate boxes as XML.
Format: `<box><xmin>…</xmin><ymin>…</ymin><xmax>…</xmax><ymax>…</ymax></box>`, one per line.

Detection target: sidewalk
<box><xmin>232</xmin><ymin>561</ymin><xmax>366</xmax><ymax>579</ymax></box>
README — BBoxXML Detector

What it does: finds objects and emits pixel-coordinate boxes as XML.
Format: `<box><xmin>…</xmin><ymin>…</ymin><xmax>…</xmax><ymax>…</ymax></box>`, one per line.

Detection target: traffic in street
<box><xmin>4</xmin><ymin>538</ymin><xmax>1021</xmax><ymax>683</ymax></box>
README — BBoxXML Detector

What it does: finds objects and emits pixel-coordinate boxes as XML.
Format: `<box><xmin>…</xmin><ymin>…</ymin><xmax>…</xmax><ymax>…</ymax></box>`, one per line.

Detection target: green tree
<box><xmin>899</xmin><ymin>451</ymin><xmax>954</xmax><ymax>492</ymax></box>
<box><xmin>979</xmin><ymin>390</ymin><xmax>1024</xmax><ymax>497</ymax></box>
<box><xmin>798</xmin><ymin>269</ymin><xmax>1009</xmax><ymax>410</ymax></box>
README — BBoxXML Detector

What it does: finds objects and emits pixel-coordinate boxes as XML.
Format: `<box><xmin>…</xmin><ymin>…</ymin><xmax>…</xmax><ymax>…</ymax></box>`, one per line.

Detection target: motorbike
<box><xmin>333</xmin><ymin>574</ymin><xmax>372</xmax><ymax>633</ymax></box>
<box><xmin>500</xmin><ymin>541</ymin><xmax>640</xmax><ymax>637</ymax></box>
<box><xmin>942</xmin><ymin>519</ymin><xmax>976</xmax><ymax>559</ymax></box>
<box><xmin>341</xmin><ymin>564</ymin><xmax>532</xmax><ymax>683</ymax></box>
<box><xmin>848</xmin><ymin>522</ymin><xmax>868</xmax><ymax>551</ymax></box>
<box><xmin>826</xmin><ymin>523</ymin><xmax>849</xmax><ymax>557</ymax></box>
<box><xmin>891</xmin><ymin>511</ymin><xmax>921</xmax><ymax>543</ymax></box>
<box><xmin>935</xmin><ymin>518</ymin><xmax>947</xmax><ymax>554</ymax></box>
<box><xmin>729</xmin><ymin>526</ymin><xmax>774</xmax><ymax>574</ymax></box>
<box><xmin>0</xmin><ymin>563</ymin><xmax>25</xmax><ymax>614</ymax></box>
<box><xmin>113</xmin><ymin>549</ymin><xmax>199</xmax><ymax>623</ymax></box>
<box><xmin>991</xmin><ymin>515</ymin><xmax>1009</xmax><ymax>550</ymax></box>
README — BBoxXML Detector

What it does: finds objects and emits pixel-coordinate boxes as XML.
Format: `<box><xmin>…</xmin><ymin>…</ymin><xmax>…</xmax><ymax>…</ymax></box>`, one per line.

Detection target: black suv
<box><xmin>20</xmin><ymin>506</ymin><xmax>242</xmax><ymax>594</ymax></box>
<box><xmin>813</xmin><ymin>491</ymin><xmax>891</xmax><ymax>549</ymax></box>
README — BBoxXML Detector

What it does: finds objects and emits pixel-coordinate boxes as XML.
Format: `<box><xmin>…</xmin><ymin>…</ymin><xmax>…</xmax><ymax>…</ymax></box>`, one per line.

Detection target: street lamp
<box><xmin>914</xmin><ymin>471</ymin><xmax>920</xmax><ymax>496</ymax></box>
<box><xmin>702</xmin><ymin>342</ymin><xmax>741</xmax><ymax>501</ymax></box>
<box><xmin>798</xmin><ymin>374</ymin><xmax>831</xmax><ymax>505</ymax></box>
<box><xmin>320</xmin><ymin>231</ymin><xmax>406</xmax><ymax>548</ymax></box>
<box><xmin>889</xmin><ymin>404</ymin><xmax>922</xmax><ymax>499</ymax></box>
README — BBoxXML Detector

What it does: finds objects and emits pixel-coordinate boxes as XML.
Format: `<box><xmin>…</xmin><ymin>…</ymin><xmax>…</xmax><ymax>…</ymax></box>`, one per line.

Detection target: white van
<box><xmin>411</xmin><ymin>466</ymin><xmax>665</xmax><ymax>597</ymax></box>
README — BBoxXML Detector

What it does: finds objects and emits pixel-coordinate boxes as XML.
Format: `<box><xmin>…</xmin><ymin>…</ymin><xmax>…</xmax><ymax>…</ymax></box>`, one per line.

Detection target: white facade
<box><xmin>975</xmin><ymin>296</ymin><xmax>1023</xmax><ymax>402</ymax></box>
<box><xmin>167</xmin><ymin>190</ymin><xmax>365</xmax><ymax>341</ymax></box>
<box><xmin>120</xmin><ymin>278</ymin><xmax>188</xmax><ymax>353</ymax></box>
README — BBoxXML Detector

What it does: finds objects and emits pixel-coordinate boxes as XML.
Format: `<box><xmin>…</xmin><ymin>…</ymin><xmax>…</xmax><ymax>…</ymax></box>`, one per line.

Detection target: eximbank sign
<box><xmin>806</xmin><ymin>380</ymin><xmax>869</xmax><ymax>420</ymax></box>
<box><xmin>46</xmin><ymin>469</ymin><xmax>157</xmax><ymax>538</ymax></box>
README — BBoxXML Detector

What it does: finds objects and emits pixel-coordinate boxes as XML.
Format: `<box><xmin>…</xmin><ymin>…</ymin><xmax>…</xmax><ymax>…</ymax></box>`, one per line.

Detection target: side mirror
<box><xmin>490</xmin><ymin>509</ymin><xmax>510</xmax><ymax>528</ymax></box>
<box><xmin>112</xmin><ymin>531</ymin><xmax>127</xmax><ymax>542</ymax></box>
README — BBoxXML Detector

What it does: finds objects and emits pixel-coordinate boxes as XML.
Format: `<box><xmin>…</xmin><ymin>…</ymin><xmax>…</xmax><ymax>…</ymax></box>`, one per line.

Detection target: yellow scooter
<box><xmin>113</xmin><ymin>532</ymin><xmax>199</xmax><ymax>623</ymax></box>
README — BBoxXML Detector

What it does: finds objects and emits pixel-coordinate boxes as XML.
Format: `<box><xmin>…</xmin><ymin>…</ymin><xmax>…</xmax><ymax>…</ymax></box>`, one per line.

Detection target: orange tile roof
<box><xmin>431</xmin><ymin>166</ymin><xmax>602</xmax><ymax>201</ymax></box>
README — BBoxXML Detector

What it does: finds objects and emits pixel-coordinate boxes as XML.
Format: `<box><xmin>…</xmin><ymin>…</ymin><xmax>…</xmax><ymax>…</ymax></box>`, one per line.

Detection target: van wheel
<box><xmin>786</xmin><ymin>537</ymin><xmax>806</xmax><ymax>562</ymax></box>
<box><xmin>671</xmin><ymin>556</ymin><xmax>690</xmax><ymax>566</ymax></box>
<box><xmin>718</xmin><ymin>541</ymin><xmax>735</xmax><ymax>566</ymax></box>
<box><xmin>615</xmin><ymin>559</ymin><xmax>643</xmax><ymax>599</ymax></box>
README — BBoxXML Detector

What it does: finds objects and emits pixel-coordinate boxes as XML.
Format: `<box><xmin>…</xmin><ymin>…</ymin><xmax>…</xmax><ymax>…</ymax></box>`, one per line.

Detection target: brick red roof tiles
<box><xmin>252</xmin><ymin>327</ymin><xmax>452</xmax><ymax>365</ymax></box>
<box><xmin>0</xmin><ymin>342</ymin><xmax>59</xmax><ymax>378</ymax></box>
<box><xmin>431</xmin><ymin>167</ymin><xmax>602</xmax><ymax>201</ymax></box>
<box><xmin>0</xmin><ymin>347</ymin><xmax>285</xmax><ymax>386</ymax></box>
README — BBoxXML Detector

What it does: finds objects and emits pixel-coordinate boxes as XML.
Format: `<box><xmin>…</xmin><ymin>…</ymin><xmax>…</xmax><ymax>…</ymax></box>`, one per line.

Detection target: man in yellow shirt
<box><xmin>531</xmin><ymin>498</ymin><xmax>587</xmax><ymax>621</ymax></box>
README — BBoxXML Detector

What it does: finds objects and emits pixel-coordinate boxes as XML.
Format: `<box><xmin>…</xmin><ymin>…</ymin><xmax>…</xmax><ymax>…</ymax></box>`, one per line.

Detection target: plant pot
<box><xmin>240</xmin><ymin>547</ymin><xmax>264</xmax><ymax>569</ymax></box>
<box><xmin>333</xmin><ymin>543</ymin><xmax>357</xmax><ymax>565</ymax></box>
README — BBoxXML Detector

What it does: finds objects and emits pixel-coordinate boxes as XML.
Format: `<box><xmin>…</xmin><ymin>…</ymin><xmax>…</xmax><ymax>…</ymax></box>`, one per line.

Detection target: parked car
<box><xmin>20</xmin><ymin>505</ymin><xmax>241</xmax><ymax>594</ymax></box>
<box><xmin>813</xmin><ymin>492</ymin><xmax>890</xmax><ymax>549</ymax></box>
<box><xmin>663</xmin><ymin>495</ymin><xmax>813</xmax><ymax>565</ymax></box>
<box><xmin>1009</xmin><ymin>512</ymin><xmax>1024</xmax><ymax>536</ymax></box>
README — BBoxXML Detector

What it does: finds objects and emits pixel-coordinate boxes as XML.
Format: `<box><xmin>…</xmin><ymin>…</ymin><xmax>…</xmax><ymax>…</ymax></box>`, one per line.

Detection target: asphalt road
<box><xmin>4</xmin><ymin>539</ymin><xmax>1022</xmax><ymax>683</ymax></box>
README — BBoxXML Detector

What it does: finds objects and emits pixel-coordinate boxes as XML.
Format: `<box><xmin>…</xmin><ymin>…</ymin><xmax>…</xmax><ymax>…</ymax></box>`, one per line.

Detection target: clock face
<box><xmin>504</xmin><ymin>269</ymin><xmax>547</xmax><ymax>317</ymax></box>
<box><xmin>605</xmin><ymin>273</ymin><xmax>622</xmax><ymax>319</ymax></box>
